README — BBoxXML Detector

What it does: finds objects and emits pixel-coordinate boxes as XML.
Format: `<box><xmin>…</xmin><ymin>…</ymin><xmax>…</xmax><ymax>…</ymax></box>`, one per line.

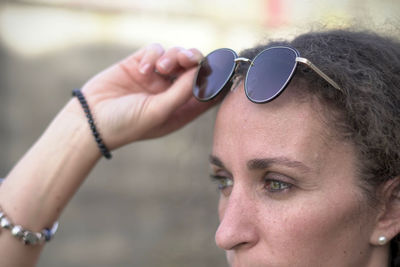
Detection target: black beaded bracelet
<box><xmin>72</xmin><ymin>89</ymin><xmax>112</xmax><ymax>159</ymax></box>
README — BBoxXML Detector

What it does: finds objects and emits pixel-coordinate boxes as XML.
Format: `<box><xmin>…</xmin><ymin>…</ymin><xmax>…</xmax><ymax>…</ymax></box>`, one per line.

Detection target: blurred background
<box><xmin>0</xmin><ymin>0</ymin><xmax>399</xmax><ymax>266</ymax></box>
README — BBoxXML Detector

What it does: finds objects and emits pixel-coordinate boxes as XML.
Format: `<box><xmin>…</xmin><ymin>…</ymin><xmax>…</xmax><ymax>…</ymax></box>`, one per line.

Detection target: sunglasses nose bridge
<box><xmin>234</xmin><ymin>57</ymin><xmax>252</xmax><ymax>64</ymax></box>
<box><xmin>227</xmin><ymin>57</ymin><xmax>253</xmax><ymax>92</ymax></box>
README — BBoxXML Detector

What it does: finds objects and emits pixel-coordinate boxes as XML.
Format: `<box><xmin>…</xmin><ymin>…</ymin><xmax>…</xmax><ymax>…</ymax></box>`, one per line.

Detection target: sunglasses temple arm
<box><xmin>296</xmin><ymin>57</ymin><xmax>344</xmax><ymax>93</ymax></box>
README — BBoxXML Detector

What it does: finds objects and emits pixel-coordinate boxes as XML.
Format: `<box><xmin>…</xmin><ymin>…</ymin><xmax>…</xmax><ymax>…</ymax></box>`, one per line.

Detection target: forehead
<box><xmin>212</xmin><ymin>83</ymin><xmax>345</xmax><ymax>173</ymax></box>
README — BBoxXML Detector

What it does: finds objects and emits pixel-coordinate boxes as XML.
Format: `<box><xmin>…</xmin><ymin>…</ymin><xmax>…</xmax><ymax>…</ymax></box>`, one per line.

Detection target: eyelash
<box><xmin>265</xmin><ymin>179</ymin><xmax>292</xmax><ymax>192</ymax></box>
<box><xmin>210</xmin><ymin>174</ymin><xmax>292</xmax><ymax>193</ymax></box>
<box><xmin>210</xmin><ymin>175</ymin><xmax>233</xmax><ymax>191</ymax></box>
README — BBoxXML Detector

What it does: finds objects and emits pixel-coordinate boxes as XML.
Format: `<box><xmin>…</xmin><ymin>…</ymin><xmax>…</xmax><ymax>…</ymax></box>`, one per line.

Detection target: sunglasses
<box><xmin>192</xmin><ymin>46</ymin><xmax>343</xmax><ymax>103</ymax></box>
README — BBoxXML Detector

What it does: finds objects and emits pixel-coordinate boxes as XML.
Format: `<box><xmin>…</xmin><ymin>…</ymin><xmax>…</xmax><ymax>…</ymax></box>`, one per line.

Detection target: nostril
<box><xmin>231</xmin><ymin>241</ymin><xmax>250</xmax><ymax>250</ymax></box>
<box><xmin>215</xmin><ymin>223</ymin><xmax>237</xmax><ymax>250</ymax></box>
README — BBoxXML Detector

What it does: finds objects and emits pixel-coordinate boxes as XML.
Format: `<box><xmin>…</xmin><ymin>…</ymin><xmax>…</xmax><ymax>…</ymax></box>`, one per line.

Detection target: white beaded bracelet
<box><xmin>0</xmin><ymin>178</ymin><xmax>59</xmax><ymax>245</ymax></box>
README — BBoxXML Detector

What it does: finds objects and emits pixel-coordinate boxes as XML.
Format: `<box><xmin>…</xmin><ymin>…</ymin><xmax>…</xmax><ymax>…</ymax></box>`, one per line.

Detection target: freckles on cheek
<box><xmin>270</xmin><ymin>197</ymin><xmax>365</xmax><ymax>260</ymax></box>
<box><xmin>258</xmin><ymin>211</ymin><xmax>327</xmax><ymax>264</ymax></box>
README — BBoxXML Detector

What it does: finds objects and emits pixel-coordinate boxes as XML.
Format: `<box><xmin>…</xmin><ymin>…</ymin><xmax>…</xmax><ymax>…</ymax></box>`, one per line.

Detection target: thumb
<box><xmin>149</xmin><ymin>68</ymin><xmax>198</xmax><ymax>121</ymax></box>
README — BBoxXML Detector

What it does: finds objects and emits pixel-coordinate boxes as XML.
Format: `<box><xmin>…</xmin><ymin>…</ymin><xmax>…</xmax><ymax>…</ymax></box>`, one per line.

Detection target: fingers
<box><xmin>118</xmin><ymin>43</ymin><xmax>165</xmax><ymax>84</ymax></box>
<box><xmin>137</xmin><ymin>43</ymin><xmax>164</xmax><ymax>75</ymax></box>
<box><xmin>123</xmin><ymin>44</ymin><xmax>202</xmax><ymax>83</ymax></box>
<box><xmin>131</xmin><ymin>44</ymin><xmax>202</xmax><ymax>76</ymax></box>
<box><xmin>146</xmin><ymin>68</ymin><xmax>196</xmax><ymax>122</ymax></box>
<box><xmin>142</xmin><ymin>47</ymin><xmax>203</xmax><ymax>118</ymax></box>
<box><xmin>118</xmin><ymin>44</ymin><xmax>201</xmax><ymax>94</ymax></box>
<box><xmin>156</xmin><ymin>47</ymin><xmax>203</xmax><ymax>75</ymax></box>
<box><xmin>177</xmin><ymin>48</ymin><xmax>203</xmax><ymax>68</ymax></box>
<box><xmin>155</xmin><ymin>47</ymin><xmax>182</xmax><ymax>74</ymax></box>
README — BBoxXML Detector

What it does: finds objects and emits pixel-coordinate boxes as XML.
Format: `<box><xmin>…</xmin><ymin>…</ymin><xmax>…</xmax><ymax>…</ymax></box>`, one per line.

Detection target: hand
<box><xmin>70</xmin><ymin>44</ymin><xmax>215</xmax><ymax>150</ymax></box>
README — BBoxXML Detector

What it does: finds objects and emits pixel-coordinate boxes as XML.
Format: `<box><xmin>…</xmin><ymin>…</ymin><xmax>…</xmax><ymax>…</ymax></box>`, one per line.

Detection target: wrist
<box><xmin>50</xmin><ymin>98</ymin><xmax>103</xmax><ymax>160</ymax></box>
<box><xmin>72</xmin><ymin>89</ymin><xmax>112</xmax><ymax>159</ymax></box>
<box><xmin>45</xmin><ymin>96</ymin><xmax>104</xmax><ymax>160</ymax></box>
<box><xmin>0</xmin><ymin>99</ymin><xmax>102</xmax><ymax>230</ymax></box>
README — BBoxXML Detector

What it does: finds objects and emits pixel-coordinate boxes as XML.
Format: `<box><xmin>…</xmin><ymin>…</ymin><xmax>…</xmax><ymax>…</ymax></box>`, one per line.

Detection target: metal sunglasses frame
<box><xmin>193</xmin><ymin>46</ymin><xmax>343</xmax><ymax>103</ymax></box>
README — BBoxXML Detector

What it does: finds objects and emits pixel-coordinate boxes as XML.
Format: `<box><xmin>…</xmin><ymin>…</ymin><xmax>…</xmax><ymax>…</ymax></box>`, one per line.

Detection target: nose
<box><xmin>215</xmin><ymin>186</ymin><xmax>259</xmax><ymax>250</ymax></box>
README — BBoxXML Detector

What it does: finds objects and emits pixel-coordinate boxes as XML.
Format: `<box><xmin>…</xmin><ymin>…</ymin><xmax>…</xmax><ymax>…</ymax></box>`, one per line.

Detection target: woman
<box><xmin>0</xmin><ymin>29</ymin><xmax>399</xmax><ymax>266</ymax></box>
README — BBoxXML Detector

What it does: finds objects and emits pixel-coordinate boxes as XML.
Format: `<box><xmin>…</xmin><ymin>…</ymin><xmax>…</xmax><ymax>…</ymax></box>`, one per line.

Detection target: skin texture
<box><xmin>0</xmin><ymin>43</ymin><xmax>397</xmax><ymax>267</ymax></box>
<box><xmin>211</xmin><ymin>83</ymin><xmax>386</xmax><ymax>267</ymax></box>
<box><xmin>0</xmin><ymin>45</ymin><xmax>214</xmax><ymax>267</ymax></box>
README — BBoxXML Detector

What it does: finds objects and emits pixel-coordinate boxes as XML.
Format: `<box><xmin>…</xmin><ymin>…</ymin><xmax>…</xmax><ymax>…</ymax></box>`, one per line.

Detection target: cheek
<box><xmin>257</xmin><ymin>191</ymin><xmax>371</xmax><ymax>263</ymax></box>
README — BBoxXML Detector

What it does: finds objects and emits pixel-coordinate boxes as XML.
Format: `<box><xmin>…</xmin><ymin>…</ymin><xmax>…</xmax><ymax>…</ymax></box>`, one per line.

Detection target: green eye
<box><xmin>265</xmin><ymin>180</ymin><xmax>291</xmax><ymax>192</ymax></box>
<box><xmin>210</xmin><ymin>175</ymin><xmax>233</xmax><ymax>190</ymax></box>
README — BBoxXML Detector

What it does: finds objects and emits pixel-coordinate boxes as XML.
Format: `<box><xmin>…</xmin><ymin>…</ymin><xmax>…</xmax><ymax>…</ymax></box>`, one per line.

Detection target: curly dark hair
<box><xmin>237</xmin><ymin>29</ymin><xmax>400</xmax><ymax>267</ymax></box>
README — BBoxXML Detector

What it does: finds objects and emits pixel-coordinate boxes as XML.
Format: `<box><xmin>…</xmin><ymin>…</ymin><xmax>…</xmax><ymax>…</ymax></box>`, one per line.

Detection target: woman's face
<box><xmin>211</xmin><ymin>84</ymin><xmax>378</xmax><ymax>267</ymax></box>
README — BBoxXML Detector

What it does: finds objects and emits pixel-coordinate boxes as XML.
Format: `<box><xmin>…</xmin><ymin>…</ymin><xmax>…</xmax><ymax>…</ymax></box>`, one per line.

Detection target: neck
<box><xmin>366</xmin><ymin>245</ymin><xmax>390</xmax><ymax>267</ymax></box>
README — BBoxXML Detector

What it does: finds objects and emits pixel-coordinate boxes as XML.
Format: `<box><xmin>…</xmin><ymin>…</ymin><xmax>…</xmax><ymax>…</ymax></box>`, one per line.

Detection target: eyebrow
<box><xmin>247</xmin><ymin>157</ymin><xmax>311</xmax><ymax>173</ymax></box>
<box><xmin>209</xmin><ymin>155</ymin><xmax>311</xmax><ymax>173</ymax></box>
<box><xmin>209</xmin><ymin>155</ymin><xmax>225</xmax><ymax>168</ymax></box>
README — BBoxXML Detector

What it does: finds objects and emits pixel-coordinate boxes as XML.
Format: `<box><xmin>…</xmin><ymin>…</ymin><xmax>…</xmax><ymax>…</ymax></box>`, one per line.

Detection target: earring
<box><xmin>378</xmin><ymin>236</ymin><xmax>388</xmax><ymax>245</ymax></box>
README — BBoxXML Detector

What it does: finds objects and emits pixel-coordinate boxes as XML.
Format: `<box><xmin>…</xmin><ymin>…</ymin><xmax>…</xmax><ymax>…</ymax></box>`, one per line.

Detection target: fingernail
<box><xmin>159</xmin><ymin>58</ymin><xmax>172</xmax><ymax>71</ymax></box>
<box><xmin>181</xmin><ymin>50</ymin><xmax>194</xmax><ymax>60</ymax></box>
<box><xmin>139</xmin><ymin>63</ymin><xmax>151</xmax><ymax>74</ymax></box>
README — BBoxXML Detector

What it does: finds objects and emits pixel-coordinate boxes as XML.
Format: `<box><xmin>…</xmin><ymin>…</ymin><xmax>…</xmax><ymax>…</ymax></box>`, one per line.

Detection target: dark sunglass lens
<box><xmin>193</xmin><ymin>49</ymin><xmax>236</xmax><ymax>101</ymax></box>
<box><xmin>245</xmin><ymin>47</ymin><xmax>297</xmax><ymax>103</ymax></box>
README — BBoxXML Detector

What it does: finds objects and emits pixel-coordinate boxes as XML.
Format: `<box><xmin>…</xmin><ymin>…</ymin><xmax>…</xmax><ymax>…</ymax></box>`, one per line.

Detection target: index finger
<box><xmin>177</xmin><ymin>48</ymin><xmax>203</xmax><ymax>69</ymax></box>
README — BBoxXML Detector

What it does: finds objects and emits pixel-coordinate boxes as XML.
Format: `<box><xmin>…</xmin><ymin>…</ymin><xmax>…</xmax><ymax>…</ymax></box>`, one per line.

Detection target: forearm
<box><xmin>0</xmin><ymin>44</ymin><xmax>206</xmax><ymax>266</ymax></box>
<box><xmin>0</xmin><ymin>98</ymin><xmax>102</xmax><ymax>266</ymax></box>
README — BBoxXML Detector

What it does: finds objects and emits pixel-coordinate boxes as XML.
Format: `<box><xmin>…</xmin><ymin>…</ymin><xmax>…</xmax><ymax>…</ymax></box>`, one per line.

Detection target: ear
<box><xmin>370</xmin><ymin>176</ymin><xmax>400</xmax><ymax>246</ymax></box>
